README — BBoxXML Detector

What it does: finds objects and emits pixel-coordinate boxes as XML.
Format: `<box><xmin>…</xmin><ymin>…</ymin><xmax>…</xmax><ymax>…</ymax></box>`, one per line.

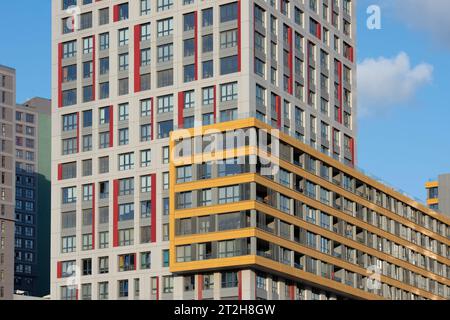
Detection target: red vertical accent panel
<box><xmin>198</xmin><ymin>275</ymin><xmax>203</xmax><ymax>300</ymax></box>
<box><xmin>178</xmin><ymin>92</ymin><xmax>184</xmax><ymax>129</ymax></box>
<box><xmin>113</xmin><ymin>179</ymin><xmax>119</xmax><ymax>247</ymax></box>
<box><xmin>287</xmin><ymin>26</ymin><xmax>293</xmax><ymax>95</ymax></box>
<box><xmin>151</xmin><ymin>174</ymin><xmax>157</xmax><ymax>243</ymax></box>
<box><xmin>238</xmin><ymin>271</ymin><xmax>243</xmax><ymax>300</ymax></box>
<box><xmin>276</xmin><ymin>95</ymin><xmax>281</xmax><ymax>129</ymax></box>
<box><xmin>289</xmin><ymin>285</ymin><xmax>295</xmax><ymax>300</ymax></box>
<box><xmin>237</xmin><ymin>0</ymin><xmax>242</xmax><ymax>72</ymax></box>
<box><xmin>58</xmin><ymin>43</ymin><xmax>63</xmax><ymax>108</ymax></box>
<box><xmin>134</xmin><ymin>24</ymin><xmax>141</xmax><ymax>93</ymax></box>
<box><xmin>113</xmin><ymin>5</ymin><xmax>119</xmax><ymax>22</ymax></box>
<box><xmin>57</xmin><ymin>164</ymin><xmax>63</xmax><ymax>181</ymax></box>
<box><xmin>156</xmin><ymin>277</ymin><xmax>160</xmax><ymax>300</ymax></box>
<box><xmin>109</xmin><ymin>105</ymin><xmax>114</xmax><ymax>147</ymax></box>
<box><xmin>92</xmin><ymin>183</ymin><xmax>96</xmax><ymax>249</ymax></box>
<box><xmin>317</xmin><ymin>23</ymin><xmax>322</xmax><ymax>40</ymax></box>
<box><xmin>56</xmin><ymin>261</ymin><xmax>62</xmax><ymax>278</ymax></box>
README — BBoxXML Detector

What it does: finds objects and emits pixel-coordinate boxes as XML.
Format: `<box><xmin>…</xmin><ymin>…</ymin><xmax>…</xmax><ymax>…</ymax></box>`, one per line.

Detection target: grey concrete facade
<box><xmin>0</xmin><ymin>65</ymin><xmax>16</xmax><ymax>300</ymax></box>
<box><xmin>14</xmin><ymin>97</ymin><xmax>52</xmax><ymax>297</ymax></box>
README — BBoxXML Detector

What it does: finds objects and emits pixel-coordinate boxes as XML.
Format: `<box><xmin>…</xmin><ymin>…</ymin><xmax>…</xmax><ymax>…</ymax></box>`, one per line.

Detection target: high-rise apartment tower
<box><xmin>50</xmin><ymin>0</ymin><xmax>450</xmax><ymax>301</ymax></box>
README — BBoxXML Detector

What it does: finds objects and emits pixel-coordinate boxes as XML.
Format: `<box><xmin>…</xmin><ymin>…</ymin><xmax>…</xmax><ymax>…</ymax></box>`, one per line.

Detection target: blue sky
<box><xmin>0</xmin><ymin>0</ymin><xmax>449</xmax><ymax>202</ymax></box>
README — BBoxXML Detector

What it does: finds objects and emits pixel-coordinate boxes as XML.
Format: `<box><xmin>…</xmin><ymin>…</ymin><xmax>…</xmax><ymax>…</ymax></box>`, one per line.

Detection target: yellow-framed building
<box><xmin>169</xmin><ymin>118</ymin><xmax>450</xmax><ymax>300</ymax></box>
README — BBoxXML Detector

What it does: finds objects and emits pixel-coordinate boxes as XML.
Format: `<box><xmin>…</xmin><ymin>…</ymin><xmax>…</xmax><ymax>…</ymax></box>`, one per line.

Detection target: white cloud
<box><xmin>395</xmin><ymin>0</ymin><xmax>450</xmax><ymax>46</ymax></box>
<box><xmin>357</xmin><ymin>52</ymin><xmax>433</xmax><ymax>116</ymax></box>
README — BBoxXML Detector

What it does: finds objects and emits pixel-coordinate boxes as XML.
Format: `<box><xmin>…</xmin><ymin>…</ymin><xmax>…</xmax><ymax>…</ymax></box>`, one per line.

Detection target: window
<box><xmin>62</xmin><ymin>187</ymin><xmax>76</xmax><ymax>204</ymax></box>
<box><xmin>140</xmin><ymin>99</ymin><xmax>152</xmax><ymax>117</ymax></box>
<box><xmin>83</xmin><ymin>36</ymin><xmax>93</xmax><ymax>54</ymax></box>
<box><xmin>119</xmin><ymin>128</ymin><xmax>129</xmax><ymax>145</ymax></box>
<box><xmin>220</xmin><ymin>82</ymin><xmax>238</xmax><ymax>101</ymax></box>
<box><xmin>183</xmin><ymin>13</ymin><xmax>195</xmax><ymax>31</ymax></box>
<box><xmin>82</xmin><ymin>233</ymin><xmax>93</xmax><ymax>251</ymax></box>
<box><xmin>141</xmin><ymin>149</ymin><xmax>151</xmax><ymax>167</ymax></box>
<box><xmin>118</xmin><ymin>280</ymin><xmax>129</xmax><ymax>298</ymax></box>
<box><xmin>118</xmin><ymin>28</ymin><xmax>129</xmax><ymax>46</ymax></box>
<box><xmin>141</xmin><ymin>252</ymin><xmax>151</xmax><ymax>269</ymax></box>
<box><xmin>157</xmin><ymin>0</ymin><xmax>173</xmax><ymax>11</ymax></box>
<box><xmin>118</xmin><ymin>228</ymin><xmax>134</xmax><ymax>246</ymax></box>
<box><xmin>119</xmin><ymin>53</ymin><xmax>129</xmax><ymax>71</ymax></box>
<box><xmin>61</xmin><ymin>236</ymin><xmax>76</xmax><ymax>253</ymax></box>
<box><xmin>140</xmin><ymin>175</ymin><xmax>152</xmax><ymax>193</ymax></box>
<box><xmin>163</xmin><ymin>276</ymin><xmax>174</xmax><ymax>293</ymax></box>
<box><xmin>140</xmin><ymin>124</ymin><xmax>152</xmax><ymax>142</ymax></box>
<box><xmin>118</xmin><ymin>254</ymin><xmax>135</xmax><ymax>272</ymax></box>
<box><xmin>202</xmin><ymin>8</ymin><xmax>213</xmax><ymax>27</ymax></box>
<box><xmin>118</xmin><ymin>103</ymin><xmax>129</xmax><ymax>121</ymax></box>
<box><xmin>202</xmin><ymin>60</ymin><xmax>213</xmax><ymax>79</ymax></box>
<box><xmin>220</xmin><ymin>2</ymin><xmax>238</xmax><ymax>23</ymax></box>
<box><xmin>141</xmin><ymin>0</ymin><xmax>151</xmax><ymax>15</ymax></box>
<box><xmin>157</xmin><ymin>69</ymin><xmax>173</xmax><ymax>87</ymax></box>
<box><xmin>62</xmin><ymin>40</ymin><xmax>77</xmax><ymax>59</ymax></box>
<box><xmin>141</xmin><ymin>201</ymin><xmax>151</xmax><ymax>219</ymax></box>
<box><xmin>158</xmin><ymin>121</ymin><xmax>173</xmax><ymax>139</ymax></box>
<box><xmin>98</xmin><ymin>282</ymin><xmax>109</xmax><ymax>300</ymax></box>
<box><xmin>221</xmin><ymin>271</ymin><xmax>238</xmax><ymax>288</ymax></box>
<box><xmin>218</xmin><ymin>185</ymin><xmax>240</xmax><ymax>204</ymax></box>
<box><xmin>176</xmin><ymin>166</ymin><xmax>192</xmax><ymax>183</ymax></box>
<box><xmin>157</xmin><ymin>43</ymin><xmax>173</xmax><ymax>62</ymax></box>
<box><xmin>162</xmin><ymin>250</ymin><xmax>170</xmax><ymax>267</ymax></box>
<box><xmin>62</xmin><ymin>113</ymin><xmax>77</xmax><ymax>131</ymax></box>
<box><xmin>184</xmin><ymin>64</ymin><xmax>195</xmax><ymax>82</ymax></box>
<box><xmin>220</xmin><ymin>55</ymin><xmax>238</xmax><ymax>75</ymax></box>
<box><xmin>62</xmin><ymin>65</ymin><xmax>77</xmax><ymax>82</ymax></box>
<box><xmin>157</xmin><ymin>18</ymin><xmax>173</xmax><ymax>37</ymax></box>
<box><xmin>99</xmin><ymin>232</ymin><xmax>109</xmax><ymax>249</ymax></box>
<box><xmin>119</xmin><ymin>152</ymin><xmax>134</xmax><ymax>171</ymax></box>
<box><xmin>119</xmin><ymin>178</ymin><xmax>134</xmax><ymax>196</ymax></box>
<box><xmin>220</xmin><ymin>29</ymin><xmax>238</xmax><ymax>49</ymax></box>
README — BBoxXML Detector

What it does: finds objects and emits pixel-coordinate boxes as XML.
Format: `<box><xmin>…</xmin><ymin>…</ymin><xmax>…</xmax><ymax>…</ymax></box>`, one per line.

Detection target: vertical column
<box><xmin>240</xmin><ymin>269</ymin><xmax>256</xmax><ymax>300</ymax></box>
<box><xmin>287</xmin><ymin>27</ymin><xmax>293</xmax><ymax>95</ymax></box>
<box><xmin>197</xmin><ymin>274</ymin><xmax>203</xmax><ymax>300</ymax></box>
<box><xmin>134</xmin><ymin>24</ymin><xmax>142</xmax><ymax>93</ymax></box>
<box><xmin>57</xmin><ymin>164</ymin><xmax>63</xmax><ymax>181</ymax></box>
<box><xmin>276</xmin><ymin>95</ymin><xmax>281</xmax><ymax>129</ymax></box>
<box><xmin>178</xmin><ymin>91</ymin><xmax>184</xmax><ymax>129</ymax></box>
<box><xmin>113</xmin><ymin>5</ymin><xmax>119</xmax><ymax>22</ymax></box>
